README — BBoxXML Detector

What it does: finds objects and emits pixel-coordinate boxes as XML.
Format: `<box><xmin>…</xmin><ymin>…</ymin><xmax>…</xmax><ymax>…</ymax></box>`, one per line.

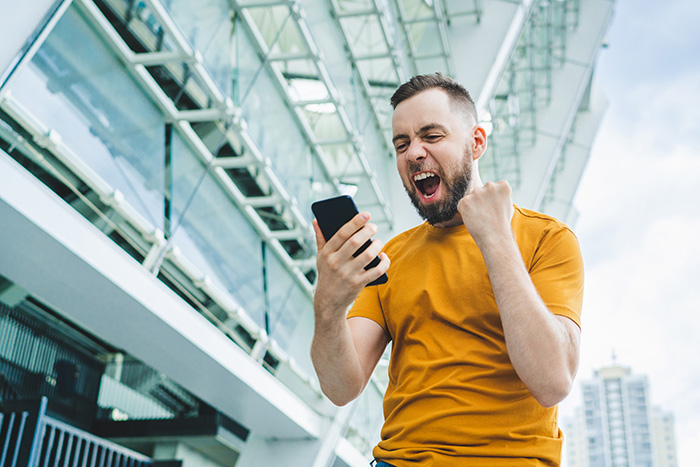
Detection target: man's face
<box><xmin>392</xmin><ymin>88</ymin><xmax>474</xmax><ymax>226</ymax></box>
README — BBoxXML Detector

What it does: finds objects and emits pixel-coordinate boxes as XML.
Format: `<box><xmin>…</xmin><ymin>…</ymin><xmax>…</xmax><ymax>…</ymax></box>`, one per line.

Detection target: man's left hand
<box><xmin>457</xmin><ymin>180</ymin><xmax>514</xmax><ymax>246</ymax></box>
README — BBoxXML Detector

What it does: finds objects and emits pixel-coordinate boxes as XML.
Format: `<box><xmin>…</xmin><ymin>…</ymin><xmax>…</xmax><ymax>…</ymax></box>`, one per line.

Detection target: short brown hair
<box><xmin>390</xmin><ymin>73</ymin><xmax>478</xmax><ymax>124</ymax></box>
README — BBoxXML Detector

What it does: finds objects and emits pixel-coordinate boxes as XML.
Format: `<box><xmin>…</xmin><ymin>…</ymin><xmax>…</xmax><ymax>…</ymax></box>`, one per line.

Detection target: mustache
<box><xmin>408</xmin><ymin>162</ymin><xmax>442</xmax><ymax>176</ymax></box>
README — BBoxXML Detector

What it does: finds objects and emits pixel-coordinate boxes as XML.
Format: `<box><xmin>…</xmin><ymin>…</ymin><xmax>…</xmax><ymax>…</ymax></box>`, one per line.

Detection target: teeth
<box><xmin>413</xmin><ymin>172</ymin><xmax>436</xmax><ymax>182</ymax></box>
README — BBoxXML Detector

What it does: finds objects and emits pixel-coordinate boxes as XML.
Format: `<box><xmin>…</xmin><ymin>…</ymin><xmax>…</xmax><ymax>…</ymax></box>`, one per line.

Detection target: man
<box><xmin>310</xmin><ymin>73</ymin><xmax>583</xmax><ymax>466</ymax></box>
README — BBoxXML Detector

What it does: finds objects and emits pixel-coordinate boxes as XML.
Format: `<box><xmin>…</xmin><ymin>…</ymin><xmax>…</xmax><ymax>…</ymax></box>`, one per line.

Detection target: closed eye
<box><xmin>394</xmin><ymin>141</ymin><xmax>409</xmax><ymax>153</ymax></box>
<box><xmin>424</xmin><ymin>134</ymin><xmax>443</xmax><ymax>142</ymax></box>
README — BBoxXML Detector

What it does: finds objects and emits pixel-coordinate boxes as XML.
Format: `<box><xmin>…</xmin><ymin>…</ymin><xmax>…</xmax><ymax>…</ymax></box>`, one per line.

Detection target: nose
<box><xmin>405</xmin><ymin>139</ymin><xmax>427</xmax><ymax>163</ymax></box>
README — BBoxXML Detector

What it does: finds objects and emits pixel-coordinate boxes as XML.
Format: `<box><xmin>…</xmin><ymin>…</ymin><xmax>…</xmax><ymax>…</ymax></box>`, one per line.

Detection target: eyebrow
<box><xmin>392</xmin><ymin>123</ymin><xmax>448</xmax><ymax>145</ymax></box>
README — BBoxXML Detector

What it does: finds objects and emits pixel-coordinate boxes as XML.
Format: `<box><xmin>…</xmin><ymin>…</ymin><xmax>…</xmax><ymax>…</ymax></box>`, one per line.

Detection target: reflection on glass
<box><xmin>160</xmin><ymin>0</ymin><xmax>235</xmax><ymax>100</ymax></box>
<box><xmin>243</xmin><ymin>72</ymin><xmax>321</xmax><ymax>209</ymax></box>
<box><xmin>8</xmin><ymin>2</ymin><xmax>320</xmax><ymax>356</ymax></box>
<box><xmin>9</xmin><ymin>6</ymin><xmax>166</xmax><ymax>230</ymax></box>
<box><xmin>264</xmin><ymin>249</ymin><xmax>309</xmax><ymax>351</ymax></box>
<box><xmin>170</xmin><ymin>127</ymin><xmax>265</xmax><ymax>325</ymax></box>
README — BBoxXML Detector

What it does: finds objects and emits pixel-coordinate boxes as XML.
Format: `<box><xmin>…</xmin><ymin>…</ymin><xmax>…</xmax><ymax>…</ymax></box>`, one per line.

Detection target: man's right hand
<box><xmin>312</xmin><ymin>211</ymin><xmax>390</xmax><ymax>317</ymax></box>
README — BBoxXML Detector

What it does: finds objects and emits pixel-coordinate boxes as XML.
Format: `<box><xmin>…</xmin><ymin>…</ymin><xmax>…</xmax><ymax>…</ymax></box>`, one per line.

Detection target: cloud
<box><xmin>623</xmin><ymin>72</ymin><xmax>700</xmax><ymax>147</ymax></box>
<box><xmin>563</xmin><ymin>35</ymin><xmax>700</xmax><ymax>467</ymax></box>
<box><xmin>562</xmin><ymin>206</ymin><xmax>700</xmax><ymax>464</ymax></box>
<box><xmin>559</xmin><ymin>1</ymin><xmax>700</xmax><ymax>464</ymax></box>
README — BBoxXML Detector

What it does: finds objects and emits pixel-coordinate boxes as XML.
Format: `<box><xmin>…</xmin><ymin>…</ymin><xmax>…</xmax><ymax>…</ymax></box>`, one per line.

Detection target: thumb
<box><xmin>312</xmin><ymin>219</ymin><xmax>327</xmax><ymax>251</ymax></box>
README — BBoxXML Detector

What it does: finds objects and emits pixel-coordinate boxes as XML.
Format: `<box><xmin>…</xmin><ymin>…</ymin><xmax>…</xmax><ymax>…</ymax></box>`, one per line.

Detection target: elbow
<box><xmin>320</xmin><ymin>384</ymin><xmax>361</xmax><ymax>407</ymax></box>
<box><xmin>533</xmin><ymin>392</ymin><xmax>567</xmax><ymax>408</ymax></box>
<box><xmin>530</xmin><ymin>375</ymin><xmax>574</xmax><ymax>408</ymax></box>
<box><xmin>327</xmin><ymin>394</ymin><xmax>356</xmax><ymax>407</ymax></box>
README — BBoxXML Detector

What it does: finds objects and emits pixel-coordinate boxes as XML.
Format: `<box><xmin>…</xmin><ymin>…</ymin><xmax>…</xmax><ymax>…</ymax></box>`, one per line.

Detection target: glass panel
<box><xmin>412</xmin><ymin>23</ymin><xmax>442</xmax><ymax>57</ymax></box>
<box><xmin>169</xmin><ymin>127</ymin><xmax>265</xmax><ymax>324</ymax></box>
<box><xmin>264</xmin><ymin>250</ymin><xmax>311</xmax><ymax>352</ymax></box>
<box><xmin>9</xmin><ymin>5</ymin><xmax>166</xmax><ymax>231</ymax></box>
<box><xmin>282</xmin><ymin>70</ymin><xmax>329</xmax><ymax>104</ymax></box>
<box><xmin>336</xmin><ymin>0</ymin><xmax>375</xmax><ymax>14</ymax></box>
<box><xmin>319</xmin><ymin>143</ymin><xmax>363</xmax><ymax>178</ymax></box>
<box><xmin>301</xmin><ymin>108</ymin><xmax>346</xmax><ymax>142</ymax></box>
<box><xmin>399</xmin><ymin>0</ymin><xmax>432</xmax><ymax>21</ymax></box>
<box><xmin>341</xmin><ymin>16</ymin><xmax>388</xmax><ymax>57</ymax></box>
<box><xmin>416</xmin><ymin>56</ymin><xmax>447</xmax><ymax>75</ymax></box>
<box><xmin>161</xmin><ymin>0</ymin><xmax>236</xmax><ymax>100</ymax></box>
<box><xmin>237</xmin><ymin>54</ymin><xmax>322</xmax><ymax>216</ymax></box>
<box><xmin>161</xmin><ymin>0</ymin><xmax>343</xmax><ymax>220</ymax></box>
<box><xmin>357</xmin><ymin>58</ymin><xmax>397</xmax><ymax>87</ymax></box>
<box><xmin>246</xmin><ymin>5</ymin><xmax>308</xmax><ymax>56</ymax></box>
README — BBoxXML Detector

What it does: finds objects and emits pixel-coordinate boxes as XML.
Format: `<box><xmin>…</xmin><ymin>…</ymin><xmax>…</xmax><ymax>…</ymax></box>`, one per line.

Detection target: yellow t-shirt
<box><xmin>347</xmin><ymin>206</ymin><xmax>584</xmax><ymax>467</ymax></box>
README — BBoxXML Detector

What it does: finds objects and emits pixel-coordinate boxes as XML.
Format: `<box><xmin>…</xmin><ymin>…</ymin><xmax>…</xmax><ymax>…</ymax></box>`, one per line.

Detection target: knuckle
<box><xmin>361</xmin><ymin>251</ymin><xmax>377</xmax><ymax>265</ymax></box>
<box><xmin>347</xmin><ymin>236</ymin><xmax>363</xmax><ymax>251</ymax></box>
<box><xmin>326</xmin><ymin>256</ymin><xmax>342</xmax><ymax>273</ymax></box>
<box><xmin>352</xmin><ymin>213</ymin><xmax>368</xmax><ymax>227</ymax></box>
<box><xmin>316</xmin><ymin>251</ymin><xmax>329</xmax><ymax>266</ymax></box>
<box><xmin>335</xmin><ymin>226</ymin><xmax>351</xmax><ymax>242</ymax></box>
<box><xmin>366</xmin><ymin>241</ymin><xmax>382</xmax><ymax>258</ymax></box>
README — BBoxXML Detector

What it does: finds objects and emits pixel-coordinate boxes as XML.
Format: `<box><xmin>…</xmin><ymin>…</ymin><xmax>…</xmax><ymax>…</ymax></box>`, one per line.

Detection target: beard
<box><xmin>403</xmin><ymin>146</ymin><xmax>473</xmax><ymax>226</ymax></box>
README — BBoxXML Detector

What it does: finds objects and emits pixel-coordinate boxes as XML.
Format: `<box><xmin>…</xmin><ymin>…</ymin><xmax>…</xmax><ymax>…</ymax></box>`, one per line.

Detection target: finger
<box><xmin>312</xmin><ymin>219</ymin><xmax>327</xmax><ymax>251</ymax></box>
<box><xmin>326</xmin><ymin>211</ymin><xmax>371</xmax><ymax>251</ymax></box>
<box><xmin>495</xmin><ymin>179</ymin><xmax>512</xmax><ymax>196</ymax></box>
<box><xmin>357</xmin><ymin>237</ymin><xmax>384</xmax><ymax>268</ymax></box>
<box><xmin>358</xmin><ymin>252</ymin><xmax>391</xmax><ymax>284</ymax></box>
<box><xmin>337</xmin><ymin>222</ymin><xmax>378</xmax><ymax>261</ymax></box>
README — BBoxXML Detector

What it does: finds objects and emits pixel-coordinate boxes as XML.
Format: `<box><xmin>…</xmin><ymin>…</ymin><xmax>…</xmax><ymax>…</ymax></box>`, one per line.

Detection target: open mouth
<box><xmin>413</xmin><ymin>171</ymin><xmax>441</xmax><ymax>200</ymax></box>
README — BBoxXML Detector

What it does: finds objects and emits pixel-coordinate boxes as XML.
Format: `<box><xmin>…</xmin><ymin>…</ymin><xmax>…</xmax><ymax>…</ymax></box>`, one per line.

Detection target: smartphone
<box><xmin>311</xmin><ymin>195</ymin><xmax>388</xmax><ymax>286</ymax></box>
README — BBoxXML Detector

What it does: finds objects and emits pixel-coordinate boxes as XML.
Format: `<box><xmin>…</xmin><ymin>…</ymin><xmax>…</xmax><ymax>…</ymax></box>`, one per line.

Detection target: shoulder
<box><xmin>512</xmin><ymin>206</ymin><xmax>581</xmax><ymax>263</ymax></box>
<box><xmin>383</xmin><ymin>222</ymin><xmax>430</xmax><ymax>251</ymax></box>
<box><xmin>513</xmin><ymin>206</ymin><xmax>576</xmax><ymax>239</ymax></box>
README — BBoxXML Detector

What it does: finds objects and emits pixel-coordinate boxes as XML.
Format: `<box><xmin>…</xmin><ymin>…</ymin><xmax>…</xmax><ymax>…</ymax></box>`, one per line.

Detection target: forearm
<box><xmin>309</xmin><ymin>213</ymin><xmax>390</xmax><ymax>406</ymax></box>
<box><xmin>479</xmin><ymin>233</ymin><xmax>579</xmax><ymax>407</ymax></box>
<box><xmin>310</xmin><ymin>306</ymin><xmax>366</xmax><ymax>406</ymax></box>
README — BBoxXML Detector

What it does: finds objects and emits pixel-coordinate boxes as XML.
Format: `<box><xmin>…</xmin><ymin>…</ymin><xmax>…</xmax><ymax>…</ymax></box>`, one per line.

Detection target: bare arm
<box><xmin>310</xmin><ymin>213</ymin><xmax>390</xmax><ymax>406</ymax></box>
<box><xmin>311</xmin><ymin>316</ymin><xmax>389</xmax><ymax>406</ymax></box>
<box><xmin>459</xmin><ymin>181</ymin><xmax>580</xmax><ymax>407</ymax></box>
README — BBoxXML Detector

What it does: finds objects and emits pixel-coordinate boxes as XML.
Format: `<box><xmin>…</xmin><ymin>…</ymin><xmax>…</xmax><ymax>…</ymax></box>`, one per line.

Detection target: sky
<box><xmin>560</xmin><ymin>0</ymin><xmax>700</xmax><ymax>465</ymax></box>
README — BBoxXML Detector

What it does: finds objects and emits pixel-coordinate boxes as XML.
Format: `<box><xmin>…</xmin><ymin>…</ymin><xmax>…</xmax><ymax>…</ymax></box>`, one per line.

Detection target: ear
<box><xmin>470</xmin><ymin>125</ymin><xmax>487</xmax><ymax>161</ymax></box>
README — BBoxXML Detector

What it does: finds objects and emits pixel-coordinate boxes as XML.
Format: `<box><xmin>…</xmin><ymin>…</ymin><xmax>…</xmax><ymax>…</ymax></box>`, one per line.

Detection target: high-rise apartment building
<box><xmin>564</xmin><ymin>364</ymin><xmax>678</xmax><ymax>467</ymax></box>
<box><xmin>1</xmin><ymin>0</ymin><xmax>614</xmax><ymax>465</ymax></box>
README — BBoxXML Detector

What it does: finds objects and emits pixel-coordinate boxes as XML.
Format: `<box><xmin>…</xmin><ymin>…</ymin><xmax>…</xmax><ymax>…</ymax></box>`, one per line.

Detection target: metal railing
<box><xmin>0</xmin><ymin>397</ymin><xmax>155</xmax><ymax>467</ymax></box>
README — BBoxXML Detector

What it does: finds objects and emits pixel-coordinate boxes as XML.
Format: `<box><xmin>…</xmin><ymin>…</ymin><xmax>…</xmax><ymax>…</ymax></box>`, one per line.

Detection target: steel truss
<box><xmin>483</xmin><ymin>0</ymin><xmax>580</xmax><ymax>188</ymax></box>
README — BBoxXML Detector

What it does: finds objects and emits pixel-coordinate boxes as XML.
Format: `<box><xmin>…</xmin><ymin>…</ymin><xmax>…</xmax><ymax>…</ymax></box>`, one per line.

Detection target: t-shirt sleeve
<box><xmin>529</xmin><ymin>225</ymin><xmax>584</xmax><ymax>327</ymax></box>
<box><xmin>346</xmin><ymin>284</ymin><xmax>390</xmax><ymax>338</ymax></box>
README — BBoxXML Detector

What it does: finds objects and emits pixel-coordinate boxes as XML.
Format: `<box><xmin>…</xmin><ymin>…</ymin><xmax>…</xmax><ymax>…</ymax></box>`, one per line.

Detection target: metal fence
<box><xmin>1</xmin><ymin>396</ymin><xmax>154</xmax><ymax>467</ymax></box>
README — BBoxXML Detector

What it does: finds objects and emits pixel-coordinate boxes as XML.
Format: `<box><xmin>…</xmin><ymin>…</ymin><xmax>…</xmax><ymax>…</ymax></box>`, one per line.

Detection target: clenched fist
<box><xmin>458</xmin><ymin>180</ymin><xmax>515</xmax><ymax>248</ymax></box>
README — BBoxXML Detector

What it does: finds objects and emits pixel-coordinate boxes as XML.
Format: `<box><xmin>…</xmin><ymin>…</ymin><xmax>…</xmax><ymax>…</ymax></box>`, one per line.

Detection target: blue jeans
<box><xmin>371</xmin><ymin>461</ymin><xmax>396</xmax><ymax>467</ymax></box>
